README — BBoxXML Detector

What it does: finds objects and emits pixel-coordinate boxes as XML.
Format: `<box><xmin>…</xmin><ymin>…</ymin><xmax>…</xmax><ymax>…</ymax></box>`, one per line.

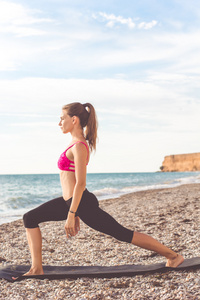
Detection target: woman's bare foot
<box><xmin>23</xmin><ymin>266</ymin><xmax>44</xmax><ymax>276</ymax></box>
<box><xmin>166</xmin><ymin>254</ymin><xmax>184</xmax><ymax>268</ymax></box>
<box><xmin>12</xmin><ymin>266</ymin><xmax>44</xmax><ymax>281</ymax></box>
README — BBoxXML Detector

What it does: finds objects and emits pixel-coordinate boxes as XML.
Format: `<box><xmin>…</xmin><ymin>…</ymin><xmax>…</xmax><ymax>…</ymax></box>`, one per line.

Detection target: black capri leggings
<box><xmin>23</xmin><ymin>189</ymin><xmax>134</xmax><ymax>243</ymax></box>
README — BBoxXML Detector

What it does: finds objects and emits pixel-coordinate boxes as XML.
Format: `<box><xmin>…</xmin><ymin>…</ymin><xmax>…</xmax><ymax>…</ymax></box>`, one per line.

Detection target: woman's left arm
<box><xmin>64</xmin><ymin>143</ymin><xmax>87</xmax><ymax>238</ymax></box>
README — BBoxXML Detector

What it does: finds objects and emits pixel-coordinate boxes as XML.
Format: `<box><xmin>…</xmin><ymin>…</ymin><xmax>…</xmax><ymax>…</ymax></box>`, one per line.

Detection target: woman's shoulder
<box><xmin>71</xmin><ymin>140</ymin><xmax>89</xmax><ymax>152</ymax></box>
<box><xmin>71</xmin><ymin>140</ymin><xmax>90</xmax><ymax>163</ymax></box>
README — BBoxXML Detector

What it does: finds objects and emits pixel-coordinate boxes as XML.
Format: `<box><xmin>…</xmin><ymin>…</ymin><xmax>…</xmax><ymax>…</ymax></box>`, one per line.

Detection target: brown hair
<box><xmin>62</xmin><ymin>102</ymin><xmax>98</xmax><ymax>152</ymax></box>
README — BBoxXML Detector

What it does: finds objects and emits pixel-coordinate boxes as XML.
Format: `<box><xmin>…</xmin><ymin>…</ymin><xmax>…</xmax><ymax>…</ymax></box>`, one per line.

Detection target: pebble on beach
<box><xmin>0</xmin><ymin>184</ymin><xmax>200</xmax><ymax>299</ymax></box>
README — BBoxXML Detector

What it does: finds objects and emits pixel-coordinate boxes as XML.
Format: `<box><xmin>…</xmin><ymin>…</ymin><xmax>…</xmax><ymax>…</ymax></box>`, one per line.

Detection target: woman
<box><xmin>22</xmin><ymin>102</ymin><xmax>184</xmax><ymax>276</ymax></box>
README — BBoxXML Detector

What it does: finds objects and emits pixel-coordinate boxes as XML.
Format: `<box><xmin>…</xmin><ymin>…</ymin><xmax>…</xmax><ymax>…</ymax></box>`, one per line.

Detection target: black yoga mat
<box><xmin>1</xmin><ymin>257</ymin><xmax>200</xmax><ymax>282</ymax></box>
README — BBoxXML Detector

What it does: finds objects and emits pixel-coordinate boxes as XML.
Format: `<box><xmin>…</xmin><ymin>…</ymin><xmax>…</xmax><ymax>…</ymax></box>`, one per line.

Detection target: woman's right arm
<box><xmin>64</xmin><ymin>143</ymin><xmax>87</xmax><ymax>237</ymax></box>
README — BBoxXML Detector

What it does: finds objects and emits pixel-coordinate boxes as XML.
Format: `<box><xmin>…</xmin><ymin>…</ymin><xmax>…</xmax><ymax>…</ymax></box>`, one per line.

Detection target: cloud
<box><xmin>0</xmin><ymin>76</ymin><xmax>199</xmax><ymax>174</ymax></box>
<box><xmin>97</xmin><ymin>12</ymin><xmax>136</xmax><ymax>29</ymax></box>
<box><xmin>0</xmin><ymin>0</ymin><xmax>53</xmax><ymax>37</ymax></box>
<box><xmin>0</xmin><ymin>77</ymin><xmax>199</xmax><ymax>130</ymax></box>
<box><xmin>0</xmin><ymin>0</ymin><xmax>199</xmax><ymax>174</ymax></box>
<box><xmin>138</xmin><ymin>20</ymin><xmax>158</xmax><ymax>30</ymax></box>
<box><xmin>0</xmin><ymin>2</ymin><xmax>198</xmax><ymax>75</ymax></box>
<box><xmin>93</xmin><ymin>12</ymin><xmax>158</xmax><ymax>30</ymax></box>
<box><xmin>10</xmin><ymin>122</ymin><xmax>56</xmax><ymax>127</ymax></box>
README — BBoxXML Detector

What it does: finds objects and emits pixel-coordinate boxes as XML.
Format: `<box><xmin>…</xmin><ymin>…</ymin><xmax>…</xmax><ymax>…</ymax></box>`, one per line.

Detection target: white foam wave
<box><xmin>1</xmin><ymin>173</ymin><xmax>199</xmax><ymax>224</ymax></box>
<box><xmin>93</xmin><ymin>187</ymin><xmax>120</xmax><ymax>196</ymax></box>
<box><xmin>94</xmin><ymin>174</ymin><xmax>200</xmax><ymax>201</ymax></box>
<box><xmin>0</xmin><ymin>207</ymin><xmax>28</xmax><ymax>225</ymax></box>
<box><xmin>176</xmin><ymin>174</ymin><xmax>200</xmax><ymax>184</ymax></box>
<box><xmin>93</xmin><ymin>188</ymin><xmax>123</xmax><ymax>200</ymax></box>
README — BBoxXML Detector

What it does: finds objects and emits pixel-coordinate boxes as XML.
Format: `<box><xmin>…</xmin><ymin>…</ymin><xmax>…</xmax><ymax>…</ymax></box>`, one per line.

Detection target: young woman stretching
<box><xmin>21</xmin><ymin>102</ymin><xmax>184</xmax><ymax>276</ymax></box>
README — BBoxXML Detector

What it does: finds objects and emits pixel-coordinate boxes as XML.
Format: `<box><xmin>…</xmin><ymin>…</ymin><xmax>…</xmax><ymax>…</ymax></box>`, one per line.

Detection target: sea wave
<box><xmin>93</xmin><ymin>187</ymin><xmax>122</xmax><ymax>199</ymax></box>
<box><xmin>94</xmin><ymin>173</ymin><xmax>200</xmax><ymax>200</ymax></box>
<box><xmin>0</xmin><ymin>172</ymin><xmax>200</xmax><ymax>225</ymax></box>
<box><xmin>176</xmin><ymin>174</ymin><xmax>200</xmax><ymax>184</ymax></box>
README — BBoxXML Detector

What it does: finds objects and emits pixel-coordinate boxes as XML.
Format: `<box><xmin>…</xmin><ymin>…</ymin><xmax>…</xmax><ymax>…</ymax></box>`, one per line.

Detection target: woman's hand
<box><xmin>74</xmin><ymin>216</ymin><xmax>80</xmax><ymax>234</ymax></box>
<box><xmin>65</xmin><ymin>214</ymin><xmax>80</xmax><ymax>238</ymax></box>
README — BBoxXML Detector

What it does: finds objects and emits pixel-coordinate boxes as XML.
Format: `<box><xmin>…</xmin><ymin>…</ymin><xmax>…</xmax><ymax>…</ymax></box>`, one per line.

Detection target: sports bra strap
<box><xmin>67</xmin><ymin>141</ymin><xmax>89</xmax><ymax>161</ymax></box>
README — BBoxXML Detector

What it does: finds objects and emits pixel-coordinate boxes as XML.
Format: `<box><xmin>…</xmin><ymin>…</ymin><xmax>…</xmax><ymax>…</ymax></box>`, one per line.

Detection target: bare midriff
<box><xmin>60</xmin><ymin>171</ymin><xmax>77</xmax><ymax>200</ymax></box>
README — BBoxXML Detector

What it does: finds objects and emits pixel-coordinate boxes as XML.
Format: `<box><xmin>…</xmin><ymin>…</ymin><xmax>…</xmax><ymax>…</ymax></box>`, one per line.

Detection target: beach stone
<box><xmin>0</xmin><ymin>257</ymin><xmax>6</xmax><ymax>262</ymax></box>
<box><xmin>194</xmin><ymin>278</ymin><xmax>200</xmax><ymax>285</ymax></box>
<box><xmin>1</xmin><ymin>184</ymin><xmax>200</xmax><ymax>299</ymax></box>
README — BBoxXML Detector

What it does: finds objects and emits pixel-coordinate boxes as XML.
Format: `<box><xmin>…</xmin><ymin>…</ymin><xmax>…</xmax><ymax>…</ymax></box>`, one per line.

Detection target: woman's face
<box><xmin>58</xmin><ymin>110</ymin><xmax>73</xmax><ymax>134</ymax></box>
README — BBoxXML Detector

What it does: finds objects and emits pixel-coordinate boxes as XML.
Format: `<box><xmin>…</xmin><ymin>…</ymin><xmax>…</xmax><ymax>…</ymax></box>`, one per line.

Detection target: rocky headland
<box><xmin>160</xmin><ymin>152</ymin><xmax>200</xmax><ymax>172</ymax></box>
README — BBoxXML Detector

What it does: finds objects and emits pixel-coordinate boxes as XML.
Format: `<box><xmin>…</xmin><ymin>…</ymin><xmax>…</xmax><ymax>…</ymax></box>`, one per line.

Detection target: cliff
<box><xmin>160</xmin><ymin>153</ymin><xmax>200</xmax><ymax>172</ymax></box>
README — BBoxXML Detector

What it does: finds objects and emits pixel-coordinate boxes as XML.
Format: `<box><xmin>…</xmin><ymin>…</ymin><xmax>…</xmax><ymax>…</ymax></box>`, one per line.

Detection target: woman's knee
<box><xmin>23</xmin><ymin>210</ymin><xmax>39</xmax><ymax>228</ymax></box>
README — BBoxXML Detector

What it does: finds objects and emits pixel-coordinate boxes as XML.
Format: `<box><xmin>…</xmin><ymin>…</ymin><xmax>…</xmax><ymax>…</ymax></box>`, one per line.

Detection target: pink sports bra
<box><xmin>58</xmin><ymin>141</ymin><xmax>89</xmax><ymax>172</ymax></box>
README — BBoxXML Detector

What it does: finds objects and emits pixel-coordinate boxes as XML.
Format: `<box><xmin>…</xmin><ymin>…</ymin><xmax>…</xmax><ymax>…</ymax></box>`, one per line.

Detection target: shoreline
<box><xmin>0</xmin><ymin>182</ymin><xmax>199</xmax><ymax>227</ymax></box>
<box><xmin>0</xmin><ymin>183</ymin><xmax>200</xmax><ymax>299</ymax></box>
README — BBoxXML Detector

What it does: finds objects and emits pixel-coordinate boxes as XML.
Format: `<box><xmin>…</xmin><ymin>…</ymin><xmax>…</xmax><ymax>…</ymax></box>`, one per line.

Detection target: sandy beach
<box><xmin>0</xmin><ymin>183</ymin><xmax>200</xmax><ymax>299</ymax></box>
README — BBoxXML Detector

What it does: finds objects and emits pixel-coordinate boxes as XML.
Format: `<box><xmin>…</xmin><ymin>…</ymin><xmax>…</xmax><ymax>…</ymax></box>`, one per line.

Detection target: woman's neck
<box><xmin>70</xmin><ymin>129</ymin><xmax>85</xmax><ymax>141</ymax></box>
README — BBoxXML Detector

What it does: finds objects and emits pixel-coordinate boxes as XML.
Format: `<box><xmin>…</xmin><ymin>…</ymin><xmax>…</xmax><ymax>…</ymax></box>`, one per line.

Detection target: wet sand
<box><xmin>0</xmin><ymin>184</ymin><xmax>200</xmax><ymax>299</ymax></box>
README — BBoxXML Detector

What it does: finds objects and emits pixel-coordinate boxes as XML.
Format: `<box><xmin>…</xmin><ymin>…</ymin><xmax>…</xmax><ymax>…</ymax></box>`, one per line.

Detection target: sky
<box><xmin>0</xmin><ymin>0</ymin><xmax>200</xmax><ymax>174</ymax></box>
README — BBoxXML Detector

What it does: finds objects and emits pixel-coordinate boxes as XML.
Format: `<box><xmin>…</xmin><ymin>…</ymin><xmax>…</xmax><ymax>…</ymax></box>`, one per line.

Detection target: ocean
<box><xmin>0</xmin><ymin>172</ymin><xmax>200</xmax><ymax>225</ymax></box>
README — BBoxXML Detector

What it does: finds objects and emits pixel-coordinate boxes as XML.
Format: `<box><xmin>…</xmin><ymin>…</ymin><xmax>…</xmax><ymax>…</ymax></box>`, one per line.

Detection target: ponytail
<box><xmin>62</xmin><ymin>102</ymin><xmax>98</xmax><ymax>152</ymax></box>
<box><xmin>83</xmin><ymin>103</ymin><xmax>98</xmax><ymax>152</ymax></box>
